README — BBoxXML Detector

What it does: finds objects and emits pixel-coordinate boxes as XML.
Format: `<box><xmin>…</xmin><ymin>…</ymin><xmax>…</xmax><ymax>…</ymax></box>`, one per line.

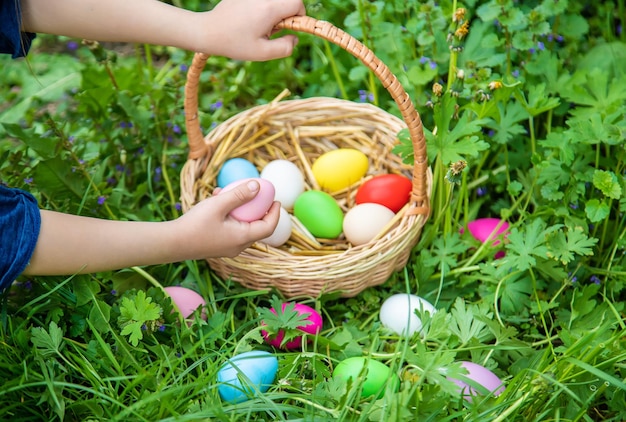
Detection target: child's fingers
<box><xmin>215</xmin><ymin>180</ymin><xmax>260</xmax><ymax>213</ymax></box>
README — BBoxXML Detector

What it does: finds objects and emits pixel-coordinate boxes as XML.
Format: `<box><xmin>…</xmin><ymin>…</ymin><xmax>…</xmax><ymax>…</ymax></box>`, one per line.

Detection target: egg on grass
<box><xmin>447</xmin><ymin>361</ymin><xmax>505</xmax><ymax>402</ymax></box>
<box><xmin>379</xmin><ymin>293</ymin><xmax>437</xmax><ymax>336</ymax></box>
<box><xmin>217</xmin><ymin>351</ymin><xmax>279</xmax><ymax>404</ymax></box>
<box><xmin>163</xmin><ymin>286</ymin><xmax>207</xmax><ymax>321</ymax></box>
<box><xmin>332</xmin><ymin>357</ymin><xmax>400</xmax><ymax>398</ymax></box>
<box><xmin>261</xmin><ymin>302</ymin><xmax>323</xmax><ymax>349</ymax></box>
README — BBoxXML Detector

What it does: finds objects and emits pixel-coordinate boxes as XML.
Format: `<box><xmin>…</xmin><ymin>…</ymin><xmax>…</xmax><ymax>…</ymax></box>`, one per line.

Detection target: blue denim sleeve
<box><xmin>0</xmin><ymin>0</ymin><xmax>37</xmax><ymax>58</ymax></box>
<box><xmin>0</xmin><ymin>185</ymin><xmax>41</xmax><ymax>292</ymax></box>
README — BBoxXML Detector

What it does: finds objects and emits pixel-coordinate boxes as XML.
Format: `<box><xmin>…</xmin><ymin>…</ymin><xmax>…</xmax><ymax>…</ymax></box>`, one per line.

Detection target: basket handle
<box><xmin>184</xmin><ymin>16</ymin><xmax>429</xmax><ymax>217</ymax></box>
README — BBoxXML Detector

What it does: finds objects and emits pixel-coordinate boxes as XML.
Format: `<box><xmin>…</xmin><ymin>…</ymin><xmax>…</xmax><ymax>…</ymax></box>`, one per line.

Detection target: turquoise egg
<box><xmin>217</xmin><ymin>351</ymin><xmax>278</xmax><ymax>403</ymax></box>
<box><xmin>217</xmin><ymin>158</ymin><xmax>260</xmax><ymax>188</ymax></box>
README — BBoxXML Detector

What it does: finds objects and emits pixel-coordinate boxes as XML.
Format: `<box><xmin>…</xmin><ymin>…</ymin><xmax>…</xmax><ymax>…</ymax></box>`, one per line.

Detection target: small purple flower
<box><xmin>529</xmin><ymin>48</ymin><xmax>536</xmax><ymax>54</ymax></box>
<box><xmin>537</xmin><ymin>41</ymin><xmax>545</xmax><ymax>51</ymax></box>
<box><xmin>67</xmin><ymin>40</ymin><xmax>79</xmax><ymax>51</ymax></box>
<box><xmin>556</xmin><ymin>35</ymin><xmax>564</xmax><ymax>42</ymax></box>
<box><xmin>106</xmin><ymin>177</ymin><xmax>117</xmax><ymax>186</ymax></box>
<box><xmin>136</xmin><ymin>147</ymin><xmax>145</xmax><ymax>156</ymax></box>
<box><xmin>141</xmin><ymin>324</ymin><xmax>147</xmax><ymax>331</ymax></box>
<box><xmin>22</xmin><ymin>280</ymin><xmax>33</xmax><ymax>290</ymax></box>
<box><xmin>158</xmin><ymin>325</ymin><xmax>166</xmax><ymax>332</ymax></box>
<box><xmin>590</xmin><ymin>275</ymin><xmax>601</xmax><ymax>285</ymax></box>
<box><xmin>154</xmin><ymin>166</ymin><xmax>162</xmax><ymax>183</ymax></box>
<box><xmin>512</xmin><ymin>69</ymin><xmax>520</xmax><ymax>78</ymax></box>
<box><xmin>569</xmin><ymin>203</ymin><xmax>579</xmax><ymax>210</ymax></box>
<box><xmin>110</xmin><ymin>289</ymin><xmax>117</xmax><ymax>296</ymax></box>
<box><xmin>176</xmin><ymin>352</ymin><xmax>182</xmax><ymax>358</ymax></box>
<box><xmin>180</xmin><ymin>64</ymin><xmax>188</xmax><ymax>72</ymax></box>
<box><xmin>476</xmin><ymin>186</ymin><xmax>488</xmax><ymax>197</ymax></box>
<box><xmin>24</xmin><ymin>177</ymin><xmax>33</xmax><ymax>185</ymax></box>
<box><xmin>487</xmin><ymin>129</ymin><xmax>495</xmax><ymax>137</ymax></box>
<box><xmin>97</xmin><ymin>196</ymin><xmax>106</xmax><ymax>205</ymax></box>
<box><xmin>209</xmin><ymin>100</ymin><xmax>223</xmax><ymax>111</ymax></box>
<box><xmin>119</xmin><ymin>121</ymin><xmax>133</xmax><ymax>129</ymax></box>
<box><xmin>172</xmin><ymin>124</ymin><xmax>181</xmax><ymax>134</ymax></box>
<box><xmin>175</xmin><ymin>202</ymin><xmax>182</xmax><ymax>211</ymax></box>
<box><xmin>419</xmin><ymin>56</ymin><xmax>430</xmax><ymax>65</ymax></box>
<box><xmin>68</xmin><ymin>136</ymin><xmax>75</xmax><ymax>144</ymax></box>
<box><xmin>547</xmin><ymin>34</ymin><xmax>554</xmax><ymax>42</ymax></box>
<box><xmin>429</xmin><ymin>61</ymin><xmax>437</xmax><ymax>70</ymax></box>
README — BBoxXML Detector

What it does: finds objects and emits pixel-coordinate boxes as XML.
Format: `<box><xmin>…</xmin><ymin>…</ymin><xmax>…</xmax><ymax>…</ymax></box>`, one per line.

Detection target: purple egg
<box><xmin>448</xmin><ymin>361</ymin><xmax>505</xmax><ymax>401</ymax></box>
<box><xmin>467</xmin><ymin>218</ymin><xmax>509</xmax><ymax>245</ymax></box>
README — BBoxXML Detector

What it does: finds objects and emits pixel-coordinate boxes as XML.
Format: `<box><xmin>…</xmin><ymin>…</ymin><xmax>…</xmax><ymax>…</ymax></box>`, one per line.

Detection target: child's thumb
<box><xmin>218</xmin><ymin>179</ymin><xmax>260</xmax><ymax>212</ymax></box>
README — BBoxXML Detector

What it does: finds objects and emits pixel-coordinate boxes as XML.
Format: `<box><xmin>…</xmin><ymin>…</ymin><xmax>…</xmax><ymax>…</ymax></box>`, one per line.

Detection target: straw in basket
<box><xmin>180</xmin><ymin>16</ymin><xmax>432</xmax><ymax>298</ymax></box>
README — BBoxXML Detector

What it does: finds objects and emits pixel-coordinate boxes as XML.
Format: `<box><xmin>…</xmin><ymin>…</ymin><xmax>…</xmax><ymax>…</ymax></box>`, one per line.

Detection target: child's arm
<box><xmin>23</xmin><ymin>180</ymin><xmax>280</xmax><ymax>276</ymax></box>
<box><xmin>20</xmin><ymin>0</ymin><xmax>306</xmax><ymax>61</ymax></box>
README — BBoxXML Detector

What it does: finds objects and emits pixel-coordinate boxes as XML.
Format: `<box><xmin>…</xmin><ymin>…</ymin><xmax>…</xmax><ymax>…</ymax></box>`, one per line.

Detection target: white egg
<box><xmin>343</xmin><ymin>203</ymin><xmax>395</xmax><ymax>246</ymax></box>
<box><xmin>379</xmin><ymin>294</ymin><xmax>436</xmax><ymax>336</ymax></box>
<box><xmin>260</xmin><ymin>160</ymin><xmax>305</xmax><ymax>210</ymax></box>
<box><xmin>260</xmin><ymin>207</ymin><xmax>292</xmax><ymax>247</ymax></box>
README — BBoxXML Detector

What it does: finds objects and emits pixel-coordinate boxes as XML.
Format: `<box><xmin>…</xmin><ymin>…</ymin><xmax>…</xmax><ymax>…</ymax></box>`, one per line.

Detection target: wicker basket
<box><xmin>180</xmin><ymin>16</ymin><xmax>431</xmax><ymax>298</ymax></box>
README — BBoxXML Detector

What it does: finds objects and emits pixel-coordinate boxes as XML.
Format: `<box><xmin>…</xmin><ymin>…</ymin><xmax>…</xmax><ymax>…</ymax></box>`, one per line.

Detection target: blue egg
<box><xmin>217</xmin><ymin>350</ymin><xmax>278</xmax><ymax>403</ymax></box>
<box><xmin>217</xmin><ymin>158</ymin><xmax>260</xmax><ymax>188</ymax></box>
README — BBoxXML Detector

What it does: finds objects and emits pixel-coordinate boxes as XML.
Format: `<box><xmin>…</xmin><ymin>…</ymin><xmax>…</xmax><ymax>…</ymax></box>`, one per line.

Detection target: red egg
<box><xmin>355</xmin><ymin>174</ymin><xmax>412</xmax><ymax>213</ymax></box>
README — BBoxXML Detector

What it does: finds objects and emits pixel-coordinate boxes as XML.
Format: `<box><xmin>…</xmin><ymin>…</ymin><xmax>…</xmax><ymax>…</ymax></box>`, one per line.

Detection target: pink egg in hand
<box><xmin>219</xmin><ymin>178</ymin><xmax>275</xmax><ymax>222</ymax></box>
<box><xmin>261</xmin><ymin>302</ymin><xmax>323</xmax><ymax>349</ymax></box>
<box><xmin>164</xmin><ymin>286</ymin><xmax>207</xmax><ymax>321</ymax></box>
<box><xmin>467</xmin><ymin>218</ymin><xmax>509</xmax><ymax>245</ymax></box>
<box><xmin>448</xmin><ymin>361</ymin><xmax>505</xmax><ymax>401</ymax></box>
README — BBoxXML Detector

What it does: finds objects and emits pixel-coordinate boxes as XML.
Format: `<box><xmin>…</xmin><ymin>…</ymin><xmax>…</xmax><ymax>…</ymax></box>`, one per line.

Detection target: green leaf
<box><xmin>515</xmin><ymin>83</ymin><xmax>560</xmax><ymax>117</ymax></box>
<box><xmin>1</xmin><ymin>123</ymin><xmax>59</xmax><ymax>159</ymax></box>
<box><xmin>426</xmin><ymin>98</ymin><xmax>490</xmax><ymax>165</ymax></box>
<box><xmin>546</xmin><ymin>225</ymin><xmax>598</xmax><ymax>265</ymax></box>
<box><xmin>257</xmin><ymin>296</ymin><xmax>315</xmax><ymax>347</ymax></box>
<box><xmin>448</xmin><ymin>298</ymin><xmax>493</xmax><ymax>345</ymax></box>
<box><xmin>33</xmin><ymin>156</ymin><xmax>87</xmax><ymax>200</ymax></box>
<box><xmin>502</xmin><ymin>219</ymin><xmax>549</xmax><ymax>271</ymax></box>
<box><xmin>484</xmin><ymin>102</ymin><xmax>529</xmax><ymax>145</ymax></box>
<box><xmin>117</xmin><ymin>290</ymin><xmax>163</xmax><ymax>346</ymax></box>
<box><xmin>421</xmin><ymin>232</ymin><xmax>469</xmax><ymax>273</ymax></box>
<box><xmin>592</xmin><ymin>170</ymin><xmax>622</xmax><ymax>199</ymax></box>
<box><xmin>562</xmin><ymin>69</ymin><xmax>626</xmax><ymax>116</ymax></box>
<box><xmin>31</xmin><ymin>321</ymin><xmax>64</xmax><ymax>357</ymax></box>
<box><xmin>585</xmin><ymin>199</ymin><xmax>611</xmax><ymax>223</ymax></box>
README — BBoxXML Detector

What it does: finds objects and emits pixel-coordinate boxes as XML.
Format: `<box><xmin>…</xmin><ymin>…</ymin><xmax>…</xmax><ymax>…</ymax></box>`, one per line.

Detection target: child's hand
<box><xmin>196</xmin><ymin>0</ymin><xmax>306</xmax><ymax>61</ymax></box>
<box><xmin>174</xmin><ymin>179</ymin><xmax>281</xmax><ymax>259</ymax></box>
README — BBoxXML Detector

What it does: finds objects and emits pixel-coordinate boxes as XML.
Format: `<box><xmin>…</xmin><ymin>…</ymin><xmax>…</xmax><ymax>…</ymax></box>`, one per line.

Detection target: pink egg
<box><xmin>220</xmin><ymin>178</ymin><xmax>275</xmax><ymax>222</ymax></box>
<box><xmin>261</xmin><ymin>303</ymin><xmax>323</xmax><ymax>349</ymax></box>
<box><xmin>467</xmin><ymin>218</ymin><xmax>509</xmax><ymax>245</ymax></box>
<box><xmin>448</xmin><ymin>361</ymin><xmax>505</xmax><ymax>401</ymax></box>
<box><xmin>164</xmin><ymin>286</ymin><xmax>207</xmax><ymax>321</ymax></box>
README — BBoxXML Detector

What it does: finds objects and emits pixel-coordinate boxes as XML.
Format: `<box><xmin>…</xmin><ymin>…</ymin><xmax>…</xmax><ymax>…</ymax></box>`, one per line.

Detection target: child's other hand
<box><xmin>174</xmin><ymin>179</ymin><xmax>281</xmax><ymax>259</ymax></box>
<box><xmin>196</xmin><ymin>0</ymin><xmax>306</xmax><ymax>61</ymax></box>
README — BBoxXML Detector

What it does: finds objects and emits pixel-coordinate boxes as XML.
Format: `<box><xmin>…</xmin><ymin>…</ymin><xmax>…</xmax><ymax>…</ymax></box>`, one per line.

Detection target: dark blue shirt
<box><xmin>1</xmin><ymin>0</ymin><xmax>40</xmax><ymax>290</ymax></box>
<box><xmin>0</xmin><ymin>0</ymin><xmax>36</xmax><ymax>58</ymax></box>
<box><xmin>0</xmin><ymin>185</ymin><xmax>41</xmax><ymax>291</ymax></box>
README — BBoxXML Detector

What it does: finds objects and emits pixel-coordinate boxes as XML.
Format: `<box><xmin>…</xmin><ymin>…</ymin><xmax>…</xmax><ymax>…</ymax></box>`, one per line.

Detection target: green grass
<box><xmin>1</xmin><ymin>0</ymin><xmax>625</xmax><ymax>420</ymax></box>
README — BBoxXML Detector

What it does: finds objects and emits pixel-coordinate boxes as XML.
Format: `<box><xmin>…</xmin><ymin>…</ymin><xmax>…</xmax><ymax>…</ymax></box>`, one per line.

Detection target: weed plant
<box><xmin>0</xmin><ymin>0</ymin><xmax>625</xmax><ymax>420</ymax></box>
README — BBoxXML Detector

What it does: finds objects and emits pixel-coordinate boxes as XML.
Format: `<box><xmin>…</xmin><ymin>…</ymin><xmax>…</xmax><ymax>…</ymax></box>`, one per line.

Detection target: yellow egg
<box><xmin>312</xmin><ymin>149</ymin><xmax>369</xmax><ymax>192</ymax></box>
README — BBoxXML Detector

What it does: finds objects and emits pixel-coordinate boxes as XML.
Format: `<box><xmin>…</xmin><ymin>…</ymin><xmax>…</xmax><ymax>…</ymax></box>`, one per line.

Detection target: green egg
<box><xmin>293</xmin><ymin>190</ymin><xmax>344</xmax><ymax>238</ymax></box>
<box><xmin>332</xmin><ymin>357</ymin><xmax>399</xmax><ymax>398</ymax></box>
